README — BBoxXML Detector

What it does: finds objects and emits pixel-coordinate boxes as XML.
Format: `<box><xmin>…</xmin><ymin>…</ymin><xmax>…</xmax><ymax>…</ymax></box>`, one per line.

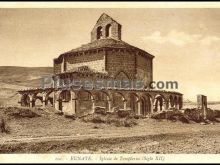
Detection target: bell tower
<box><xmin>91</xmin><ymin>13</ymin><xmax>122</xmax><ymax>42</ymax></box>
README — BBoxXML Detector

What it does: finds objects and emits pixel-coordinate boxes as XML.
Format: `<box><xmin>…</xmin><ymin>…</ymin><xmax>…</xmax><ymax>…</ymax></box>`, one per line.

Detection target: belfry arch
<box><xmin>97</xmin><ymin>26</ymin><xmax>103</xmax><ymax>39</ymax></box>
<box><xmin>105</xmin><ymin>24</ymin><xmax>112</xmax><ymax>37</ymax></box>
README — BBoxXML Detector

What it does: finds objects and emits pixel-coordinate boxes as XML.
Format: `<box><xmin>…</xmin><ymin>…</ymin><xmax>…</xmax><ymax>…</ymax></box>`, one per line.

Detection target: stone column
<box><xmin>29</xmin><ymin>95</ymin><xmax>34</xmax><ymax>108</ymax></box>
<box><xmin>179</xmin><ymin>97</ymin><xmax>183</xmax><ymax>110</ymax></box>
<box><xmin>92</xmin><ymin>99</ymin><xmax>95</xmax><ymax>114</ymax></box>
<box><xmin>42</xmin><ymin>93</ymin><xmax>46</xmax><ymax>108</ymax></box>
<box><xmin>54</xmin><ymin>101</ymin><xmax>59</xmax><ymax>110</ymax></box>
<box><xmin>123</xmin><ymin>100</ymin><xmax>127</xmax><ymax>110</ymax></box>
<box><xmin>18</xmin><ymin>93</ymin><xmax>22</xmax><ymax>106</ymax></box>
<box><xmin>53</xmin><ymin>91</ymin><xmax>56</xmax><ymax>108</ymax></box>
<box><xmin>150</xmin><ymin>99</ymin><xmax>154</xmax><ymax>113</ymax></box>
<box><xmin>54</xmin><ymin>91</ymin><xmax>60</xmax><ymax>111</ymax></box>
<box><xmin>71</xmin><ymin>99</ymin><xmax>76</xmax><ymax>115</ymax></box>
<box><xmin>108</xmin><ymin>100</ymin><xmax>112</xmax><ymax>112</ymax></box>
<box><xmin>71</xmin><ymin>91</ymin><xmax>77</xmax><ymax>115</ymax></box>
<box><xmin>53</xmin><ymin>91</ymin><xmax>59</xmax><ymax>109</ymax></box>
<box><xmin>137</xmin><ymin>101</ymin><xmax>141</xmax><ymax>115</ymax></box>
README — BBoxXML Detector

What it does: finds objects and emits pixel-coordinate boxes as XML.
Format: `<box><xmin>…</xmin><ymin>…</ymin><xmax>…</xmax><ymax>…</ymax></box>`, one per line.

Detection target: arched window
<box><xmin>105</xmin><ymin>24</ymin><xmax>112</xmax><ymax>37</ymax></box>
<box><xmin>97</xmin><ymin>26</ymin><xmax>103</xmax><ymax>39</ymax></box>
<box><xmin>114</xmin><ymin>71</ymin><xmax>129</xmax><ymax>80</ymax></box>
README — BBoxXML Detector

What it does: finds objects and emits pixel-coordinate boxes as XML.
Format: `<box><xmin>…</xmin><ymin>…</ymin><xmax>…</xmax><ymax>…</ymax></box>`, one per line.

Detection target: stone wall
<box><xmin>66</xmin><ymin>51</ymin><xmax>105</xmax><ymax>73</ymax></box>
<box><xmin>54</xmin><ymin>62</ymin><xmax>61</xmax><ymax>74</ymax></box>
<box><xmin>54</xmin><ymin>51</ymin><xmax>105</xmax><ymax>74</ymax></box>
<box><xmin>136</xmin><ymin>54</ymin><xmax>153</xmax><ymax>87</ymax></box>
<box><xmin>54</xmin><ymin>48</ymin><xmax>153</xmax><ymax>87</ymax></box>
<box><xmin>105</xmin><ymin>49</ymin><xmax>153</xmax><ymax>85</ymax></box>
<box><xmin>105</xmin><ymin>49</ymin><xmax>136</xmax><ymax>79</ymax></box>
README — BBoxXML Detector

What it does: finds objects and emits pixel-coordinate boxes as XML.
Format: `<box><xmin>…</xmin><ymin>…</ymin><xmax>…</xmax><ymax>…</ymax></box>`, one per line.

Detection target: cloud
<box><xmin>142</xmin><ymin>30</ymin><xmax>220</xmax><ymax>46</ymax></box>
<box><xmin>200</xmin><ymin>36</ymin><xmax>220</xmax><ymax>45</ymax></box>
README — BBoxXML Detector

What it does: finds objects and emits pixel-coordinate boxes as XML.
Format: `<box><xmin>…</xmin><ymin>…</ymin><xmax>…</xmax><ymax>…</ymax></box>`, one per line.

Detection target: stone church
<box><xmin>18</xmin><ymin>13</ymin><xmax>183</xmax><ymax>117</ymax></box>
<box><xmin>54</xmin><ymin>13</ymin><xmax>153</xmax><ymax>87</ymax></box>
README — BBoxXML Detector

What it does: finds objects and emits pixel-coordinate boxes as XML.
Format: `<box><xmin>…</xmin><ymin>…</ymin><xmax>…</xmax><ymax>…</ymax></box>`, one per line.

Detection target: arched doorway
<box><xmin>21</xmin><ymin>94</ymin><xmax>30</xmax><ymax>107</ymax></box>
<box><xmin>112</xmin><ymin>92</ymin><xmax>126</xmax><ymax>110</ymax></box>
<box><xmin>59</xmin><ymin>90</ymin><xmax>71</xmax><ymax>111</ymax></box>
<box><xmin>154</xmin><ymin>94</ymin><xmax>165</xmax><ymax>112</ymax></box>
<box><xmin>93</xmin><ymin>91</ymin><xmax>111</xmax><ymax>112</ymax></box>
<box><xmin>77</xmin><ymin>90</ymin><xmax>94</xmax><ymax>115</ymax></box>
<box><xmin>45</xmin><ymin>91</ymin><xmax>54</xmax><ymax>107</ymax></box>
<box><xmin>140</xmin><ymin>94</ymin><xmax>152</xmax><ymax>116</ymax></box>
<box><xmin>32</xmin><ymin>93</ymin><xmax>44</xmax><ymax>107</ymax></box>
<box><xmin>34</xmin><ymin>97</ymin><xmax>43</xmax><ymax>107</ymax></box>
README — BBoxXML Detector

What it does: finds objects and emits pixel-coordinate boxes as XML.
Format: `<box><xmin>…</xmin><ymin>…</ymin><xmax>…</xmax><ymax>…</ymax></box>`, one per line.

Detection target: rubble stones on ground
<box><xmin>183</xmin><ymin>108</ymin><xmax>203</xmax><ymax>123</ymax></box>
<box><xmin>151</xmin><ymin>110</ymin><xmax>190</xmax><ymax>123</ymax></box>
<box><xmin>94</xmin><ymin>106</ymin><xmax>107</xmax><ymax>115</ymax></box>
<box><xmin>200</xmin><ymin>122</ymin><xmax>207</xmax><ymax>125</ymax></box>
<box><xmin>54</xmin><ymin>110</ymin><xmax>63</xmax><ymax>115</ymax></box>
<box><xmin>64</xmin><ymin>113</ymin><xmax>76</xmax><ymax>120</ymax></box>
<box><xmin>151</xmin><ymin>108</ymin><xmax>219</xmax><ymax>124</ymax></box>
<box><xmin>184</xmin><ymin>108</ymin><xmax>217</xmax><ymax>123</ymax></box>
<box><xmin>82</xmin><ymin>109</ymin><xmax>138</xmax><ymax>127</ymax></box>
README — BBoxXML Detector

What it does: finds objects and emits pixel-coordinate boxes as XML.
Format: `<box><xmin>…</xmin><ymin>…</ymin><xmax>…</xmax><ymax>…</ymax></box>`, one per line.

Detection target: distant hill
<box><xmin>0</xmin><ymin>66</ymin><xmax>53</xmax><ymax>106</ymax></box>
<box><xmin>0</xmin><ymin>66</ymin><xmax>53</xmax><ymax>87</ymax></box>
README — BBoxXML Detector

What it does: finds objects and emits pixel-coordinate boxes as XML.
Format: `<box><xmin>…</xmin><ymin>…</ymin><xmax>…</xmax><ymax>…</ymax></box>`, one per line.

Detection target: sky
<box><xmin>0</xmin><ymin>8</ymin><xmax>220</xmax><ymax>101</ymax></box>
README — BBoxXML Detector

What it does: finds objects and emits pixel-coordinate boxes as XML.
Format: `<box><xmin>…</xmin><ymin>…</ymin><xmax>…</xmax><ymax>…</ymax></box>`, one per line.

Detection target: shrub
<box><xmin>213</xmin><ymin>110</ymin><xmax>220</xmax><ymax>118</ymax></box>
<box><xmin>117</xmin><ymin>109</ymin><xmax>132</xmax><ymax>118</ymax></box>
<box><xmin>183</xmin><ymin>108</ymin><xmax>202</xmax><ymax>122</ymax></box>
<box><xmin>0</xmin><ymin>117</ymin><xmax>10</xmax><ymax>134</ymax></box>
<box><xmin>94</xmin><ymin>106</ymin><xmax>107</xmax><ymax>115</ymax></box>
<box><xmin>3</xmin><ymin>107</ymin><xmax>41</xmax><ymax>119</ymax></box>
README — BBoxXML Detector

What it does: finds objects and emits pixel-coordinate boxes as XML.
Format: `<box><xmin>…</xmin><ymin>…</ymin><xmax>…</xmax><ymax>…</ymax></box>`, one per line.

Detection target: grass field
<box><xmin>0</xmin><ymin>106</ymin><xmax>219</xmax><ymax>153</ymax></box>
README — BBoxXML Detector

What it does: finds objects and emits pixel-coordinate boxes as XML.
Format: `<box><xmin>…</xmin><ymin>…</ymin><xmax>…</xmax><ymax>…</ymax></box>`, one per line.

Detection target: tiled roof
<box><xmin>55</xmin><ymin>38</ymin><xmax>154</xmax><ymax>62</ymax></box>
<box><xmin>68</xmin><ymin>38</ymin><xmax>134</xmax><ymax>52</ymax></box>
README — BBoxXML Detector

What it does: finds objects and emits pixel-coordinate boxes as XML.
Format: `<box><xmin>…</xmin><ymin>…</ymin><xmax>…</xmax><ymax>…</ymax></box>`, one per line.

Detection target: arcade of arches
<box><xmin>18</xmin><ymin>88</ymin><xmax>183</xmax><ymax>116</ymax></box>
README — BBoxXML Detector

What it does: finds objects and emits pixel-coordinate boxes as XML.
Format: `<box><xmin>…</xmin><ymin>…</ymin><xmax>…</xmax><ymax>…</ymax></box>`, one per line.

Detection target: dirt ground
<box><xmin>0</xmin><ymin>107</ymin><xmax>220</xmax><ymax>153</ymax></box>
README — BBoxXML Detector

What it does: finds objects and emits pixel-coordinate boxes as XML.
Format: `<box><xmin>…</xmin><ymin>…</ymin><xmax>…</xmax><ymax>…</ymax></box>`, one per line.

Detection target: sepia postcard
<box><xmin>0</xmin><ymin>2</ymin><xmax>220</xmax><ymax>164</ymax></box>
